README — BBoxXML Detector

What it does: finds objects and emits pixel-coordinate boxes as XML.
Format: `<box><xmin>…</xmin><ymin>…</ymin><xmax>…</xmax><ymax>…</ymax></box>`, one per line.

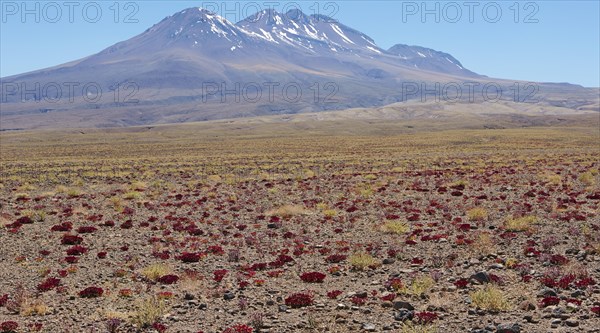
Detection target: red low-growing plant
<box><xmin>380</xmin><ymin>293</ymin><xmax>395</xmax><ymax>302</ymax></box>
<box><xmin>178</xmin><ymin>252</ymin><xmax>202</xmax><ymax>263</ymax></box>
<box><xmin>66</xmin><ymin>245</ymin><xmax>88</xmax><ymax>256</ymax></box>
<box><xmin>566</xmin><ymin>298</ymin><xmax>582</xmax><ymax>306</ymax></box>
<box><xmin>549</xmin><ymin>254</ymin><xmax>569</xmax><ymax>266</ymax></box>
<box><xmin>540</xmin><ymin>277</ymin><xmax>557</xmax><ymax>288</ymax></box>
<box><xmin>51</xmin><ymin>222</ymin><xmax>72</xmax><ymax>232</ymax></box>
<box><xmin>411</xmin><ymin>257</ymin><xmax>424</xmax><ymax>265</ymax></box>
<box><xmin>540</xmin><ymin>296</ymin><xmax>560</xmax><ymax>307</ymax></box>
<box><xmin>213</xmin><ymin>269</ymin><xmax>228</xmax><ymax>283</ymax></box>
<box><xmin>77</xmin><ymin>226</ymin><xmax>97</xmax><ymax>233</ymax></box>
<box><xmin>152</xmin><ymin>322</ymin><xmax>167</xmax><ymax>333</ymax></box>
<box><xmin>300</xmin><ymin>272</ymin><xmax>326</xmax><ymax>283</ymax></box>
<box><xmin>37</xmin><ymin>277</ymin><xmax>61</xmax><ymax>292</ymax></box>
<box><xmin>1</xmin><ymin>321</ymin><xmax>18</xmax><ymax>333</ymax></box>
<box><xmin>327</xmin><ymin>290</ymin><xmax>343</xmax><ymax>299</ymax></box>
<box><xmin>223</xmin><ymin>324</ymin><xmax>253</xmax><ymax>333</ymax></box>
<box><xmin>558</xmin><ymin>274</ymin><xmax>576</xmax><ymax>289</ymax></box>
<box><xmin>120</xmin><ymin>220</ymin><xmax>133</xmax><ymax>229</ymax></box>
<box><xmin>591</xmin><ymin>306</ymin><xmax>600</xmax><ymax>316</ymax></box>
<box><xmin>350</xmin><ymin>296</ymin><xmax>366</xmax><ymax>306</ymax></box>
<box><xmin>250</xmin><ymin>263</ymin><xmax>268</xmax><ymax>271</ymax></box>
<box><xmin>385</xmin><ymin>277</ymin><xmax>404</xmax><ymax>292</ymax></box>
<box><xmin>285</xmin><ymin>291</ymin><xmax>314</xmax><ymax>308</ymax></box>
<box><xmin>16</xmin><ymin>216</ymin><xmax>33</xmax><ymax>224</ymax></box>
<box><xmin>64</xmin><ymin>256</ymin><xmax>79</xmax><ymax>264</ymax></box>
<box><xmin>61</xmin><ymin>234</ymin><xmax>83</xmax><ymax>245</ymax></box>
<box><xmin>276</xmin><ymin>254</ymin><xmax>294</xmax><ymax>264</ymax></box>
<box><xmin>575</xmin><ymin>277</ymin><xmax>596</xmax><ymax>288</ymax></box>
<box><xmin>79</xmin><ymin>286</ymin><xmax>103</xmax><ymax>298</ymax></box>
<box><xmin>522</xmin><ymin>275</ymin><xmax>533</xmax><ymax>283</ymax></box>
<box><xmin>266</xmin><ymin>270</ymin><xmax>284</xmax><ymax>278</ymax></box>
<box><xmin>97</xmin><ymin>251</ymin><xmax>107</xmax><ymax>259</ymax></box>
<box><xmin>454</xmin><ymin>278</ymin><xmax>469</xmax><ymax>289</ymax></box>
<box><xmin>207</xmin><ymin>245</ymin><xmax>225</xmax><ymax>255</ymax></box>
<box><xmin>39</xmin><ymin>250</ymin><xmax>51</xmax><ymax>256</ymax></box>
<box><xmin>157</xmin><ymin>275</ymin><xmax>179</xmax><ymax>285</ymax></box>
<box><xmin>458</xmin><ymin>223</ymin><xmax>471</xmax><ymax>232</ymax></box>
<box><xmin>27</xmin><ymin>323</ymin><xmax>43</xmax><ymax>332</ymax></box>
<box><xmin>414</xmin><ymin>311</ymin><xmax>438</xmax><ymax>324</ymax></box>
<box><xmin>0</xmin><ymin>295</ymin><xmax>8</xmax><ymax>307</ymax></box>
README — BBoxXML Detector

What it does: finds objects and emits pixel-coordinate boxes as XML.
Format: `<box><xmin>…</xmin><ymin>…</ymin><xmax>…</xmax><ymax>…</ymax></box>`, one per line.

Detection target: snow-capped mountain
<box><xmin>2</xmin><ymin>7</ymin><xmax>596</xmax><ymax>130</ymax></box>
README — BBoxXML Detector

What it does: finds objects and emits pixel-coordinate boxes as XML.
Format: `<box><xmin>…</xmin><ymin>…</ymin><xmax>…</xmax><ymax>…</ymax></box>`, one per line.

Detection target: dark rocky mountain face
<box><xmin>1</xmin><ymin>7</ymin><xmax>597</xmax><ymax>130</ymax></box>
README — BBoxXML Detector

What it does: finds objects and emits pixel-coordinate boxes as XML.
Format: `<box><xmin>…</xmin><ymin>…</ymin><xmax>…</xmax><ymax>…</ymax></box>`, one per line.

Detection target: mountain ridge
<box><xmin>1</xmin><ymin>7</ymin><xmax>598</xmax><ymax>130</ymax></box>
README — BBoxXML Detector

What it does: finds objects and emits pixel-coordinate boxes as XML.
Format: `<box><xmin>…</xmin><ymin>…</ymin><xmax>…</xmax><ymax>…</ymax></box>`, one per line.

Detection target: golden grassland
<box><xmin>1</xmin><ymin>121</ymin><xmax>598</xmax><ymax>189</ymax></box>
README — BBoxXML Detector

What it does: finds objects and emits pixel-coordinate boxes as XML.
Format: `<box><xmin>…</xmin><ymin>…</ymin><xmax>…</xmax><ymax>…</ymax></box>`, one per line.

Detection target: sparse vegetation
<box><xmin>130</xmin><ymin>296</ymin><xmax>168</xmax><ymax>328</ymax></box>
<box><xmin>470</xmin><ymin>285</ymin><xmax>510</xmax><ymax>312</ymax></box>
<box><xmin>381</xmin><ymin>220</ymin><xmax>410</xmax><ymax>234</ymax></box>
<box><xmin>142</xmin><ymin>264</ymin><xmax>172</xmax><ymax>281</ymax></box>
<box><xmin>504</xmin><ymin>215</ymin><xmax>537</xmax><ymax>232</ymax></box>
<box><xmin>349</xmin><ymin>252</ymin><xmax>380</xmax><ymax>271</ymax></box>
<box><xmin>467</xmin><ymin>207</ymin><xmax>488</xmax><ymax>222</ymax></box>
<box><xmin>0</xmin><ymin>125</ymin><xmax>598</xmax><ymax>332</ymax></box>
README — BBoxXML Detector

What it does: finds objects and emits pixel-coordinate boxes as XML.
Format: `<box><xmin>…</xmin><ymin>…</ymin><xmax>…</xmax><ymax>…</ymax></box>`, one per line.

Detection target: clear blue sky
<box><xmin>1</xmin><ymin>1</ymin><xmax>599</xmax><ymax>87</ymax></box>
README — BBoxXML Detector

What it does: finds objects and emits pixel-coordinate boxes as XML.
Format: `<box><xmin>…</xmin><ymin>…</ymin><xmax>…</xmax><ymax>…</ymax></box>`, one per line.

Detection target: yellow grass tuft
<box><xmin>349</xmin><ymin>252</ymin><xmax>380</xmax><ymax>271</ymax></box>
<box><xmin>130</xmin><ymin>296</ymin><xmax>168</xmax><ymax>328</ymax></box>
<box><xmin>266</xmin><ymin>204</ymin><xmax>308</xmax><ymax>218</ymax></box>
<box><xmin>504</xmin><ymin>215</ymin><xmax>537</xmax><ymax>232</ymax></box>
<box><xmin>470</xmin><ymin>285</ymin><xmax>510</xmax><ymax>312</ymax></box>
<box><xmin>141</xmin><ymin>263</ymin><xmax>171</xmax><ymax>281</ymax></box>
<box><xmin>381</xmin><ymin>220</ymin><xmax>410</xmax><ymax>235</ymax></box>
<box><xmin>467</xmin><ymin>207</ymin><xmax>488</xmax><ymax>222</ymax></box>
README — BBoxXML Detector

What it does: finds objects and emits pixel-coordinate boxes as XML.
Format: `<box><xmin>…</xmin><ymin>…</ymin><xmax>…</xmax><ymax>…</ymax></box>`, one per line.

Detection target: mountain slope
<box><xmin>0</xmin><ymin>7</ymin><xmax>597</xmax><ymax>130</ymax></box>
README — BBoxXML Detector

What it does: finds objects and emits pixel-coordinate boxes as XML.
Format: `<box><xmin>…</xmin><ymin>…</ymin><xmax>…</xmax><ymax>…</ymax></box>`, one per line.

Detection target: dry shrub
<box><xmin>266</xmin><ymin>204</ymin><xmax>308</xmax><ymax>218</ymax></box>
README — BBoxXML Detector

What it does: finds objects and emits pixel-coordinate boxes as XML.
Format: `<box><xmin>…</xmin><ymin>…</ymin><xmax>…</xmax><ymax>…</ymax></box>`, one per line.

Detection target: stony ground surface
<box><xmin>1</xmin><ymin>134</ymin><xmax>599</xmax><ymax>333</ymax></box>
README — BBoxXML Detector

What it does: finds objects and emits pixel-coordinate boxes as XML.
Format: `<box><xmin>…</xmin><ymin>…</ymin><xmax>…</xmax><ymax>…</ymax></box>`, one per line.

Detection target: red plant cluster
<box><xmin>37</xmin><ymin>277</ymin><xmax>61</xmax><ymax>292</ymax></box>
<box><xmin>223</xmin><ymin>324</ymin><xmax>253</xmax><ymax>333</ymax></box>
<box><xmin>385</xmin><ymin>277</ymin><xmax>403</xmax><ymax>291</ymax></box>
<box><xmin>152</xmin><ymin>322</ymin><xmax>167</xmax><ymax>333</ymax></box>
<box><xmin>540</xmin><ymin>296</ymin><xmax>560</xmax><ymax>307</ymax></box>
<box><xmin>157</xmin><ymin>274</ymin><xmax>179</xmax><ymax>285</ymax></box>
<box><xmin>350</xmin><ymin>296</ymin><xmax>366</xmax><ymax>306</ymax></box>
<box><xmin>454</xmin><ymin>278</ymin><xmax>469</xmax><ymax>289</ymax></box>
<box><xmin>65</xmin><ymin>256</ymin><xmax>79</xmax><ymax>263</ymax></box>
<box><xmin>178</xmin><ymin>252</ymin><xmax>203</xmax><ymax>263</ymax></box>
<box><xmin>207</xmin><ymin>245</ymin><xmax>225</xmax><ymax>255</ymax></box>
<box><xmin>300</xmin><ymin>272</ymin><xmax>326</xmax><ymax>283</ymax></box>
<box><xmin>61</xmin><ymin>234</ymin><xmax>83</xmax><ymax>245</ymax></box>
<box><xmin>414</xmin><ymin>311</ymin><xmax>438</xmax><ymax>324</ymax></box>
<box><xmin>51</xmin><ymin>222</ymin><xmax>72</xmax><ymax>232</ymax></box>
<box><xmin>0</xmin><ymin>295</ymin><xmax>8</xmax><ymax>307</ymax></box>
<box><xmin>285</xmin><ymin>292</ymin><xmax>314</xmax><ymax>308</ymax></box>
<box><xmin>549</xmin><ymin>254</ymin><xmax>569</xmax><ymax>266</ymax></box>
<box><xmin>66</xmin><ymin>245</ymin><xmax>88</xmax><ymax>256</ymax></box>
<box><xmin>326</xmin><ymin>290</ymin><xmax>343</xmax><ymax>299</ymax></box>
<box><xmin>0</xmin><ymin>321</ymin><xmax>18</xmax><ymax>333</ymax></box>
<box><xmin>77</xmin><ymin>226</ymin><xmax>97</xmax><ymax>233</ymax></box>
<box><xmin>266</xmin><ymin>270</ymin><xmax>284</xmax><ymax>278</ymax></box>
<box><xmin>325</xmin><ymin>254</ymin><xmax>347</xmax><ymax>263</ymax></box>
<box><xmin>592</xmin><ymin>306</ymin><xmax>600</xmax><ymax>316</ymax></box>
<box><xmin>79</xmin><ymin>286</ymin><xmax>103</xmax><ymax>298</ymax></box>
<box><xmin>540</xmin><ymin>274</ymin><xmax>595</xmax><ymax>290</ymax></box>
<box><xmin>213</xmin><ymin>269</ymin><xmax>228</xmax><ymax>282</ymax></box>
